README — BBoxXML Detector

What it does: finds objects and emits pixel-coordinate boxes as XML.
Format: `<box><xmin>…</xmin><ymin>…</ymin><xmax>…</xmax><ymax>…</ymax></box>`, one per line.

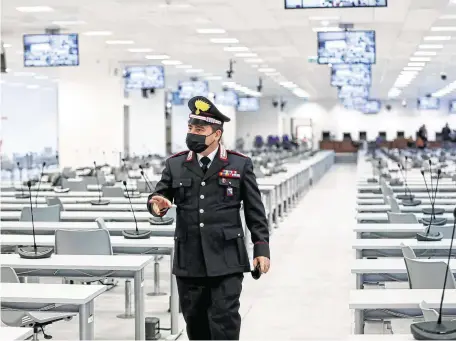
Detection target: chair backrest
<box><xmin>388</xmin><ymin>211</ymin><xmax>418</xmax><ymax>224</ymax></box>
<box><xmin>82</xmin><ymin>176</ymin><xmax>106</xmax><ymax>186</ymax></box>
<box><xmin>1</xmin><ymin>266</ymin><xmax>20</xmax><ymax>283</ymax></box>
<box><xmin>46</xmin><ymin>197</ymin><xmax>63</xmax><ymax>211</ymax></box>
<box><xmin>62</xmin><ymin>179</ymin><xmax>87</xmax><ymax>191</ymax></box>
<box><xmin>420</xmin><ymin>301</ymin><xmax>439</xmax><ymax>322</ymax></box>
<box><xmin>404</xmin><ymin>256</ymin><xmax>456</xmax><ymax>289</ymax></box>
<box><xmin>95</xmin><ymin>217</ymin><xmax>108</xmax><ymax>229</ymax></box>
<box><xmin>20</xmin><ymin>205</ymin><xmax>61</xmax><ymax>222</ymax></box>
<box><xmin>55</xmin><ymin>229</ymin><xmax>113</xmax><ymax>255</ymax></box>
<box><xmin>385</xmin><ymin>196</ymin><xmax>401</xmax><ymax>213</ymax></box>
<box><xmin>400</xmin><ymin>243</ymin><xmax>417</xmax><ymax>259</ymax></box>
<box><xmin>101</xmin><ymin>186</ymin><xmax>124</xmax><ymax>198</ymax></box>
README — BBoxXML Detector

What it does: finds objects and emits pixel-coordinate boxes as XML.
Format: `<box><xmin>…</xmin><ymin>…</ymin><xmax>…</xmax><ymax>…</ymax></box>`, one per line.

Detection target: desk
<box><xmin>356</xmin><ymin>204</ymin><xmax>454</xmax><ymax>213</ymax></box>
<box><xmin>353</xmin><ymin>223</ymin><xmax>426</xmax><ymax>239</ymax></box>
<box><xmin>0</xmin><ymin>235</ymin><xmax>179</xmax><ymax>338</ymax></box>
<box><xmin>348</xmin><ymin>336</ymin><xmax>413</xmax><ymax>341</ymax></box>
<box><xmin>357</xmin><ymin>198</ymin><xmax>456</xmax><ymax>205</ymax></box>
<box><xmin>353</xmin><ymin>238</ymin><xmax>456</xmax><ymax>258</ymax></box>
<box><xmin>350</xmin><ymin>289</ymin><xmax>456</xmax><ymax>334</ymax></box>
<box><xmin>0</xmin><ymin>203</ymin><xmax>151</xmax><ymax>212</ymax></box>
<box><xmin>0</xmin><ymin>210</ymin><xmax>153</xmax><ymax>222</ymax></box>
<box><xmin>1</xmin><ymin>196</ymin><xmax>147</xmax><ymax>204</ymax></box>
<box><xmin>0</xmin><ymin>221</ymin><xmax>175</xmax><ymax>237</ymax></box>
<box><xmin>0</xmin><ymin>191</ymin><xmax>149</xmax><ymax>198</ymax></box>
<box><xmin>1</xmin><ymin>254</ymin><xmax>154</xmax><ymax>340</ymax></box>
<box><xmin>1</xmin><ymin>283</ymin><xmax>106</xmax><ymax>340</ymax></box>
<box><xmin>0</xmin><ymin>327</ymin><xmax>33</xmax><ymax>340</ymax></box>
<box><xmin>356</xmin><ymin>212</ymin><xmax>455</xmax><ymax>224</ymax></box>
<box><xmin>358</xmin><ymin>192</ymin><xmax>456</xmax><ymax>200</ymax></box>
<box><xmin>358</xmin><ymin>184</ymin><xmax>456</xmax><ymax>193</ymax></box>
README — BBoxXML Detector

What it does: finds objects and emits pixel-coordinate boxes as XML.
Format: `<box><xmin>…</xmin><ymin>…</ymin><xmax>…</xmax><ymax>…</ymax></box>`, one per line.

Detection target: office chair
<box><xmin>20</xmin><ymin>205</ymin><xmax>61</xmax><ymax>222</ymax></box>
<box><xmin>1</xmin><ymin>267</ymin><xmax>76</xmax><ymax>340</ymax></box>
<box><xmin>45</xmin><ymin>197</ymin><xmax>64</xmax><ymax>211</ymax></box>
<box><xmin>101</xmin><ymin>186</ymin><xmax>124</xmax><ymax>198</ymax></box>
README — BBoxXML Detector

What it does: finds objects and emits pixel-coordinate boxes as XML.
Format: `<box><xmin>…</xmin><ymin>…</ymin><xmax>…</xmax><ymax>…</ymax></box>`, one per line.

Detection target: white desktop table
<box><xmin>356</xmin><ymin>212</ymin><xmax>455</xmax><ymax>224</ymax></box>
<box><xmin>358</xmin><ymin>192</ymin><xmax>456</xmax><ymax>200</ymax></box>
<box><xmin>1</xmin><ymin>283</ymin><xmax>106</xmax><ymax>340</ymax></box>
<box><xmin>1</xmin><ymin>196</ymin><xmax>147</xmax><ymax>204</ymax></box>
<box><xmin>358</xmin><ymin>184</ymin><xmax>456</xmax><ymax>193</ymax></box>
<box><xmin>356</xmin><ymin>204</ymin><xmax>453</xmax><ymax>213</ymax></box>
<box><xmin>0</xmin><ymin>327</ymin><xmax>33</xmax><ymax>340</ymax></box>
<box><xmin>0</xmin><ymin>203</ymin><xmax>150</xmax><ymax>212</ymax></box>
<box><xmin>357</xmin><ymin>198</ymin><xmax>456</xmax><ymax>205</ymax></box>
<box><xmin>0</xmin><ymin>254</ymin><xmax>160</xmax><ymax>340</ymax></box>
<box><xmin>0</xmin><ymin>210</ymin><xmax>153</xmax><ymax>222</ymax></box>
<box><xmin>353</xmin><ymin>223</ymin><xmax>426</xmax><ymax>239</ymax></box>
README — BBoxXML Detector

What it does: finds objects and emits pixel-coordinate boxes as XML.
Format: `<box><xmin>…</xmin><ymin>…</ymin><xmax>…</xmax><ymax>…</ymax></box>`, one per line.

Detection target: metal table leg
<box><xmin>147</xmin><ymin>256</ymin><xmax>167</xmax><ymax>296</ymax></box>
<box><xmin>117</xmin><ymin>280</ymin><xmax>134</xmax><ymax>319</ymax></box>
<box><xmin>134</xmin><ymin>269</ymin><xmax>145</xmax><ymax>340</ymax></box>
<box><xmin>354</xmin><ymin>310</ymin><xmax>365</xmax><ymax>334</ymax></box>
<box><xmin>169</xmin><ymin>249</ymin><xmax>182</xmax><ymax>339</ymax></box>
<box><xmin>78</xmin><ymin>300</ymin><xmax>95</xmax><ymax>340</ymax></box>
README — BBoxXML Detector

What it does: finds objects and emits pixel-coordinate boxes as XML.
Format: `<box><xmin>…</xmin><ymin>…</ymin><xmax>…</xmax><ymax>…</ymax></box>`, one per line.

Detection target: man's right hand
<box><xmin>149</xmin><ymin>196</ymin><xmax>172</xmax><ymax>215</ymax></box>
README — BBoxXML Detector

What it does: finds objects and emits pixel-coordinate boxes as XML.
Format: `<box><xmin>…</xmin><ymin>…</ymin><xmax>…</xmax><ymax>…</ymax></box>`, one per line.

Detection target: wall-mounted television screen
<box><xmin>338</xmin><ymin>85</ymin><xmax>370</xmax><ymax>99</ymax></box>
<box><xmin>171</xmin><ymin>91</ymin><xmax>184</xmax><ymax>105</ymax></box>
<box><xmin>360</xmin><ymin>99</ymin><xmax>381</xmax><ymax>114</ymax></box>
<box><xmin>285</xmin><ymin>0</ymin><xmax>387</xmax><ymax>9</ymax></box>
<box><xmin>417</xmin><ymin>97</ymin><xmax>440</xmax><ymax>110</ymax></box>
<box><xmin>318</xmin><ymin>30</ymin><xmax>376</xmax><ymax>65</ymax></box>
<box><xmin>178</xmin><ymin>80</ymin><xmax>209</xmax><ymax>100</ymax></box>
<box><xmin>215</xmin><ymin>90</ymin><xmax>238</xmax><ymax>107</ymax></box>
<box><xmin>124</xmin><ymin>66</ymin><xmax>165</xmax><ymax>90</ymax></box>
<box><xmin>331</xmin><ymin>64</ymin><xmax>371</xmax><ymax>87</ymax></box>
<box><xmin>23</xmin><ymin>33</ymin><xmax>79</xmax><ymax>67</ymax></box>
<box><xmin>237</xmin><ymin>97</ymin><xmax>259</xmax><ymax>112</ymax></box>
<box><xmin>449</xmin><ymin>100</ymin><xmax>456</xmax><ymax>113</ymax></box>
<box><xmin>341</xmin><ymin>96</ymin><xmax>367</xmax><ymax>109</ymax></box>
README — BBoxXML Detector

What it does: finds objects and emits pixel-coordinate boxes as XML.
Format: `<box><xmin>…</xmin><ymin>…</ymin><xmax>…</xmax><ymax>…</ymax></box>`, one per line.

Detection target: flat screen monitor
<box><xmin>338</xmin><ymin>85</ymin><xmax>370</xmax><ymax>99</ymax></box>
<box><xmin>417</xmin><ymin>97</ymin><xmax>440</xmax><ymax>110</ymax></box>
<box><xmin>124</xmin><ymin>66</ymin><xmax>165</xmax><ymax>90</ymax></box>
<box><xmin>237</xmin><ymin>97</ymin><xmax>260</xmax><ymax>112</ymax></box>
<box><xmin>23</xmin><ymin>33</ymin><xmax>79</xmax><ymax>67</ymax></box>
<box><xmin>322</xmin><ymin>131</ymin><xmax>331</xmax><ymax>140</ymax></box>
<box><xmin>343</xmin><ymin>133</ymin><xmax>351</xmax><ymax>140</ymax></box>
<box><xmin>379</xmin><ymin>131</ymin><xmax>386</xmax><ymax>139</ymax></box>
<box><xmin>342</xmin><ymin>96</ymin><xmax>367</xmax><ymax>109</ymax></box>
<box><xmin>171</xmin><ymin>91</ymin><xmax>184</xmax><ymax>105</ymax></box>
<box><xmin>331</xmin><ymin>64</ymin><xmax>371</xmax><ymax>87</ymax></box>
<box><xmin>318</xmin><ymin>30</ymin><xmax>376</xmax><ymax>65</ymax></box>
<box><xmin>215</xmin><ymin>91</ymin><xmax>238</xmax><ymax>107</ymax></box>
<box><xmin>449</xmin><ymin>100</ymin><xmax>456</xmax><ymax>113</ymax></box>
<box><xmin>359</xmin><ymin>131</ymin><xmax>367</xmax><ymax>140</ymax></box>
<box><xmin>285</xmin><ymin>0</ymin><xmax>387</xmax><ymax>9</ymax></box>
<box><xmin>178</xmin><ymin>80</ymin><xmax>209</xmax><ymax>100</ymax></box>
<box><xmin>360</xmin><ymin>99</ymin><xmax>381</xmax><ymax>114</ymax></box>
<box><xmin>397</xmin><ymin>131</ymin><xmax>405</xmax><ymax>138</ymax></box>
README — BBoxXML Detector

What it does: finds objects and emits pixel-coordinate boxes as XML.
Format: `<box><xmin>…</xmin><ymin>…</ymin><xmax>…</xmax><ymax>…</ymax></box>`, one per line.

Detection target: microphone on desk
<box><xmin>367</xmin><ymin>159</ymin><xmax>378</xmax><ymax>184</ymax></box>
<box><xmin>139</xmin><ymin>165</ymin><xmax>154</xmax><ymax>192</ymax></box>
<box><xmin>35</xmin><ymin>162</ymin><xmax>46</xmax><ymax>207</ymax></box>
<box><xmin>398</xmin><ymin>163</ymin><xmax>421</xmax><ymax>207</ymax></box>
<box><xmin>15</xmin><ymin>162</ymin><xmax>30</xmax><ymax>199</ymax></box>
<box><xmin>417</xmin><ymin>168</ymin><xmax>444</xmax><ymax>242</ymax></box>
<box><xmin>410</xmin><ymin>208</ymin><xmax>456</xmax><ymax>340</ymax></box>
<box><xmin>121</xmin><ymin>180</ymin><xmax>151</xmax><ymax>240</ymax></box>
<box><xmin>17</xmin><ymin>181</ymin><xmax>53</xmax><ymax>259</ymax></box>
<box><xmin>90</xmin><ymin>161</ymin><xmax>110</xmax><ymax>206</ymax></box>
<box><xmin>397</xmin><ymin>157</ymin><xmax>413</xmax><ymax>200</ymax></box>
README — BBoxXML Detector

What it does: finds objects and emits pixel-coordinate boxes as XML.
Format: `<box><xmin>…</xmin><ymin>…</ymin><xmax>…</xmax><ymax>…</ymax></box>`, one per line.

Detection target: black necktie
<box><xmin>201</xmin><ymin>156</ymin><xmax>211</xmax><ymax>173</ymax></box>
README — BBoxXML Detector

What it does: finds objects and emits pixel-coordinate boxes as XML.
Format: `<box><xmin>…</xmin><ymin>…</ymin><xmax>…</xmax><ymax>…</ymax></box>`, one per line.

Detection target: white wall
<box><xmin>128</xmin><ymin>90</ymin><xmax>166</xmax><ymax>157</ymax></box>
<box><xmin>288</xmin><ymin>100</ymin><xmax>456</xmax><ymax>145</ymax></box>
<box><xmin>1</xmin><ymin>84</ymin><xmax>58</xmax><ymax>157</ymax></box>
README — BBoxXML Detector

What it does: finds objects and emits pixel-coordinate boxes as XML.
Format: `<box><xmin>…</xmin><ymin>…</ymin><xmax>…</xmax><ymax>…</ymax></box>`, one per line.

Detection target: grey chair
<box><xmin>45</xmin><ymin>197</ymin><xmax>64</xmax><ymax>211</ymax></box>
<box><xmin>1</xmin><ymin>267</ymin><xmax>76</xmax><ymax>340</ymax></box>
<box><xmin>54</xmin><ymin>229</ymin><xmax>114</xmax><ymax>283</ymax></box>
<box><xmin>61</xmin><ymin>179</ymin><xmax>87</xmax><ymax>192</ymax></box>
<box><xmin>385</xmin><ymin>195</ymin><xmax>401</xmax><ymax>213</ymax></box>
<box><xmin>101</xmin><ymin>186</ymin><xmax>124</xmax><ymax>197</ymax></box>
<box><xmin>82</xmin><ymin>175</ymin><xmax>106</xmax><ymax>186</ymax></box>
<box><xmin>95</xmin><ymin>217</ymin><xmax>107</xmax><ymax>229</ymax></box>
<box><xmin>387</xmin><ymin>211</ymin><xmax>418</xmax><ymax>224</ymax></box>
<box><xmin>20</xmin><ymin>205</ymin><xmax>61</xmax><ymax>222</ymax></box>
<box><xmin>400</xmin><ymin>243</ymin><xmax>417</xmax><ymax>259</ymax></box>
<box><xmin>403</xmin><ymin>256</ymin><xmax>456</xmax><ymax>289</ymax></box>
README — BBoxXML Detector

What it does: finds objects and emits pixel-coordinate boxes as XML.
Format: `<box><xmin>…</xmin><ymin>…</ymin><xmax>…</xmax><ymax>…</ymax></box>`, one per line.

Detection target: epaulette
<box><xmin>227</xmin><ymin>150</ymin><xmax>248</xmax><ymax>158</ymax></box>
<box><xmin>168</xmin><ymin>150</ymin><xmax>189</xmax><ymax>159</ymax></box>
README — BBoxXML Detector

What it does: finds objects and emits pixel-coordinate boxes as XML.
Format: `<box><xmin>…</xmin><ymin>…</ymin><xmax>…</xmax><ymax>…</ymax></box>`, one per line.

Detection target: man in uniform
<box><xmin>147</xmin><ymin>96</ymin><xmax>270</xmax><ymax>340</ymax></box>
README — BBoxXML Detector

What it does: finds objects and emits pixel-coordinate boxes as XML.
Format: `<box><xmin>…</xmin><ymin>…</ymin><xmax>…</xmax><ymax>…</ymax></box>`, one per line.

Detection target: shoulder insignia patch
<box><xmin>168</xmin><ymin>150</ymin><xmax>189</xmax><ymax>159</ymax></box>
<box><xmin>227</xmin><ymin>150</ymin><xmax>248</xmax><ymax>158</ymax></box>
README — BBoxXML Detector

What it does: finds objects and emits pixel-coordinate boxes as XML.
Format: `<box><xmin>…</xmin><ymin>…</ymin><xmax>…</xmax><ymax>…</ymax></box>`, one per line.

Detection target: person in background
<box><xmin>417</xmin><ymin>125</ymin><xmax>428</xmax><ymax>149</ymax></box>
<box><xmin>442</xmin><ymin>123</ymin><xmax>452</xmax><ymax>149</ymax></box>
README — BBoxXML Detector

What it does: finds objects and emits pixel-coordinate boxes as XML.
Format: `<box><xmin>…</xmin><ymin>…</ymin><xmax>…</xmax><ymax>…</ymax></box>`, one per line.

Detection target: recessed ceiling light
<box><xmin>418</xmin><ymin>44</ymin><xmax>444</xmax><ymax>49</ymax></box>
<box><xmin>440</xmin><ymin>14</ymin><xmax>456</xmax><ymax>19</ymax></box>
<box><xmin>3</xmin><ymin>44</ymin><xmax>12</xmax><ymax>48</ymax></box>
<box><xmin>309</xmin><ymin>16</ymin><xmax>339</xmax><ymax>21</ymax></box>
<box><xmin>106</xmin><ymin>40</ymin><xmax>135</xmax><ymax>45</ymax></box>
<box><xmin>223</xmin><ymin>46</ymin><xmax>249</xmax><ymax>52</ymax></box>
<box><xmin>403</xmin><ymin>67</ymin><xmax>423</xmax><ymax>71</ymax></box>
<box><xmin>423</xmin><ymin>36</ymin><xmax>451</xmax><ymax>41</ymax></box>
<box><xmin>410</xmin><ymin>57</ymin><xmax>432</xmax><ymax>62</ymax></box>
<box><xmin>14</xmin><ymin>72</ymin><xmax>36</xmax><ymax>77</ymax></box>
<box><xmin>162</xmin><ymin>60</ymin><xmax>182</xmax><ymax>65</ymax></box>
<box><xmin>265</xmin><ymin>72</ymin><xmax>280</xmax><ymax>76</ymax></box>
<box><xmin>186</xmin><ymin>69</ymin><xmax>203</xmax><ymax>73</ymax></box>
<box><xmin>245</xmin><ymin>58</ymin><xmax>263</xmax><ymax>63</ymax></box>
<box><xmin>431</xmin><ymin>26</ymin><xmax>456</xmax><ymax>31</ymax></box>
<box><xmin>34</xmin><ymin>75</ymin><xmax>49</xmax><ymax>80</ymax></box>
<box><xmin>84</xmin><ymin>31</ymin><xmax>113</xmax><ymax>36</ymax></box>
<box><xmin>234</xmin><ymin>53</ymin><xmax>257</xmax><ymax>58</ymax></box>
<box><xmin>145</xmin><ymin>54</ymin><xmax>170</xmax><ymax>60</ymax></box>
<box><xmin>280</xmin><ymin>81</ymin><xmax>297</xmax><ymax>89</ymax></box>
<box><xmin>210</xmin><ymin>38</ymin><xmax>239</xmax><ymax>44</ymax></box>
<box><xmin>312</xmin><ymin>27</ymin><xmax>342</xmax><ymax>32</ymax></box>
<box><xmin>292</xmin><ymin>88</ymin><xmax>309</xmax><ymax>98</ymax></box>
<box><xmin>258</xmin><ymin>67</ymin><xmax>275</xmax><ymax>73</ymax></box>
<box><xmin>127</xmin><ymin>48</ymin><xmax>153</xmax><ymax>53</ymax></box>
<box><xmin>51</xmin><ymin>20</ymin><xmax>86</xmax><ymax>25</ymax></box>
<box><xmin>414</xmin><ymin>51</ymin><xmax>437</xmax><ymax>56</ymax></box>
<box><xmin>16</xmin><ymin>6</ymin><xmax>53</xmax><ymax>12</ymax></box>
<box><xmin>175</xmin><ymin>65</ymin><xmax>192</xmax><ymax>69</ymax></box>
<box><xmin>408</xmin><ymin>62</ymin><xmax>426</xmax><ymax>67</ymax></box>
<box><xmin>196</xmin><ymin>28</ymin><xmax>226</xmax><ymax>34</ymax></box>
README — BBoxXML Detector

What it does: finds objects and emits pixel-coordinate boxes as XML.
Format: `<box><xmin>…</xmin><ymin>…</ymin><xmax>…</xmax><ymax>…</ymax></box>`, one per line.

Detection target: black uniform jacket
<box><xmin>147</xmin><ymin>144</ymin><xmax>270</xmax><ymax>277</ymax></box>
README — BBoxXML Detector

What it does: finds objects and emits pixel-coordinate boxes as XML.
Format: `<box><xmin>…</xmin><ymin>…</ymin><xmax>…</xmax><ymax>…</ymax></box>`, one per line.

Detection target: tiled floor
<box><xmin>7</xmin><ymin>164</ymin><xmax>359</xmax><ymax>340</ymax></box>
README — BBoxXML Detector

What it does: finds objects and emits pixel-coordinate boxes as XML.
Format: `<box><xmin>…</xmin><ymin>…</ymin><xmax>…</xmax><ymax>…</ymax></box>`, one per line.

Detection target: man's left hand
<box><xmin>253</xmin><ymin>256</ymin><xmax>270</xmax><ymax>274</ymax></box>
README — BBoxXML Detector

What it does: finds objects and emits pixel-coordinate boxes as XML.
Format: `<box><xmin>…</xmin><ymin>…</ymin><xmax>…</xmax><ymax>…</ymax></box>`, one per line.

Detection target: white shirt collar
<box><xmin>197</xmin><ymin>146</ymin><xmax>219</xmax><ymax>164</ymax></box>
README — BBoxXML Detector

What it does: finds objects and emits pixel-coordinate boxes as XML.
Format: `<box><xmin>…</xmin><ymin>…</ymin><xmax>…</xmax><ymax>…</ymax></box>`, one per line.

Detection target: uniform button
<box><xmin>200</xmin><ymin>195</ymin><xmax>205</xmax><ymax>199</ymax></box>
<box><xmin>200</xmin><ymin>223</ymin><xmax>204</xmax><ymax>227</ymax></box>
<box><xmin>179</xmin><ymin>182</ymin><xmax>182</xmax><ymax>186</ymax></box>
<box><xmin>201</xmin><ymin>182</ymin><xmax>206</xmax><ymax>186</ymax></box>
<box><xmin>199</xmin><ymin>209</ymin><xmax>204</xmax><ymax>213</ymax></box>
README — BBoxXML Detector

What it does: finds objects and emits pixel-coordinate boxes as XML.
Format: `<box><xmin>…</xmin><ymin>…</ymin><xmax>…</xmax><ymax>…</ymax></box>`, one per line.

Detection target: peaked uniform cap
<box><xmin>188</xmin><ymin>96</ymin><xmax>231</xmax><ymax>126</ymax></box>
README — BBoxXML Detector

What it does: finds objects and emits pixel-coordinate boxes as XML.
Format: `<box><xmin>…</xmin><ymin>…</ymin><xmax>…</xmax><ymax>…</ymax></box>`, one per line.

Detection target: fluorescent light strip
<box><xmin>106</xmin><ymin>40</ymin><xmax>134</xmax><ymax>45</ymax></box>
<box><xmin>176</xmin><ymin>65</ymin><xmax>192</xmax><ymax>69</ymax></box>
<box><xmin>410</xmin><ymin>57</ymin><xmax>432</xmax><ymax>62</ymax></box>
<box><xmin>245</xmin><ymin>58</ymin><xmax>263</xmax><ymax>63</ymax></box>
<box><xmin>224</xmin><ymin>46</ymin><xmax>249</xmax><ymax>52</ymax></box>
<box><xmin>423</xmin><ymin>36</ymin><xmax>451</xmax><ymax>41</ymax></box>
<box><xmin>418</xmin><ymin>44</ymin><xmax>444</xmax><ymax>49</ymax></box>
<box><xmin>431</xmin><ymin>26</ymin><xmax>456</xmax><ymax>31</ymax></box>
<box><xmin>235</xmin><ymin>53</ymin><xmax>257</xmax><ymax>57</ymax></box>
<box><xmin>145</xmin><ymin>54</ymin><xmax>169</xmax><ymax>60</ymax></box>
<box><xmin>16</xmin><ymin>6</ymin><xmax>53</xmax><ymax>12</ymax></box>
<box><xmin>414</xmin><ymin>51</ymin><xmax>437</xmax><ymax>56</ymax></box>
<box><xmin>186</xmin><ymin>69</ymin><xmax>203</xmax><ymax>73</ymax></box>
<box><xmin>309</xmin><ymin>16</ymin><xmax>339</xmax><ymax>21</ymax></box>
<box><xmin>128</xmin><ymin>48</ymin><xmax>153</xmax><ymax>53</ymax></box>
<box><xmin>84</xmin><ymin>31</ymin><xmax>113</xmax><ymax>36</ymax></box>
<box><xmin>408</xmin><ymin>62</ymin><xmax>426</xmax><ymax>67</ymax></box>
<box><xmin>403</xmin><ymin>67</ymin><xmax>423</xmax><ymax>71</ymax></box>
<box><xmin>258</xmin><ymin>68</ymin><xmax>276</xmax><ymax>73</ymax></box>
<box><xmin>162</xmin><ymin>60</ymin><xmax>182</xmax><ymax>65</ymax></box>
<box><xmin>196</xmin><ymin>28</ymin><xmax>226</xmax><ymax>34</ymax></box>
<box><xmin>433</xmin><ymin>81</ymin><xmax>456</xmax><ymax>97</ymax></box>
<box><xmin>280</xmin><ymin>81</ymin><xmax>297</xmax><ymax>89</ymax></box>
<box><xmin>210</xmin><ymin>38</ymin><xmax>239</xmax><ymax>44</ymax></box>
<box><xmin>312</xmin><ymin>27</ymin><xmax>341</xmax><ymax>32</ymax></box>
<box><xmin>205</xmin><ymin>76</ymin><xmax>222</xmax><ymax>80</ymax></box>
<box><xmin>3</xmin><ymin>44</ymin><xmax>12</xmax><ymax>48</ymax></box>
<box><xmin>440</xmin><ymin>15</ymin><xmax>456</xmax><ymax>19</ymax></box>
<box><xmin>293</xmin><ymin>88</ymin><xmax>309</xmax><ymax>98</ymax></box>
<box><xmin>52</xmin><ymin>20</ymin><xmax>86</xmax><ymax>25</ymax></box>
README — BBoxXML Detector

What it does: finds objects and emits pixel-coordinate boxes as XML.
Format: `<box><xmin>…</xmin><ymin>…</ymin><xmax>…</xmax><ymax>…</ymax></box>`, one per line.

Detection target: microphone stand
<box><xmin>399</xmin><ymin>164</ymin><xmax>421</xmax><ymax>206</ymax></box>
<box><xmin>121</xmin><ymin>180</ymin><xmax>151</xmax><ymax>239</ymax></box>
<box><xmin>17</xmin><ymin>181</ymin><xmax>53</xmax><ymax>259</ymax></box>
<box><xmin>15</xmin><ymin>162</ymin><xmax>30</xmax><ymax>199</ymax></box>
<box><xmin>367</xmin><ymin>159</ymin><xmax>378</xmax><ymax>183</ymax></box>
<box><xmin>397</xmin><ymin>157</ymin><xmax>412</xmax><ymax>200</ymax></box>
<box><xmin>411</xmin><ymin>208</ymin><xmax>456</xmax><ymax>340</ymax></box>
<box><xmin>90</xmin><ymin>161</ymin><xmax>110</xmax><ymax>206</ymax></box>
<box><xmin>35</xmin><ymin>162</ymin><xmax>46</xmax><ymax>207</ymax></box>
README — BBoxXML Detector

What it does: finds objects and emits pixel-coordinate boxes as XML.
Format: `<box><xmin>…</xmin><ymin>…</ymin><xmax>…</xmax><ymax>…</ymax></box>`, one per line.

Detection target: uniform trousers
<box><xmin>176</xmin><ymin>273</ymin><xmax>244</xmax><ymax>340</ymax></box>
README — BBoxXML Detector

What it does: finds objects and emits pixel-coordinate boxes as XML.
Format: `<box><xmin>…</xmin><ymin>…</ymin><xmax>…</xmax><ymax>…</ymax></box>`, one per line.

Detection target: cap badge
<box><xmin>195</xmin><ymin>99</ymin><xmax>210</xmax><ymax>115</ymax></box>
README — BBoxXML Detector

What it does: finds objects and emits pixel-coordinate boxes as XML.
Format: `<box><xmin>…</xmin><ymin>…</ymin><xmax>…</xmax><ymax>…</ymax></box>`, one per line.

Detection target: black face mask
<box><xmin>186</xmin><ymin>132</ymin><xmax>216</xmax><ymax>153</ymax></box>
